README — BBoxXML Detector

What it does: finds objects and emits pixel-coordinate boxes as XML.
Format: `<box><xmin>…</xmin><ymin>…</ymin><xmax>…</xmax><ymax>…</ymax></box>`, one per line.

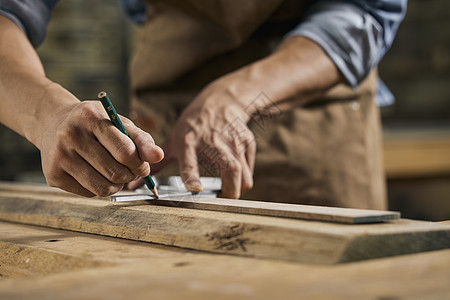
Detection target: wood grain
<box><xmin>0</xmin><ymin>182</ymin><xmax>449</xmax><ymax>264</ymax></box>
<box><xmin>3</xmin><ymin>182</ymin><xmax>400</xmax><ymax>224</ymax></box>
<box><xmin>1</xmin><ymin>221</ymin><xmax>450</xmax><ymax>300</ymax></box>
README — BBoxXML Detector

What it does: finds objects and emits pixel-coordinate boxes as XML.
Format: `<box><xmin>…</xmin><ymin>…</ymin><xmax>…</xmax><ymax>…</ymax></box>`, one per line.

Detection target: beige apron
<box><xmin>129</xmin><ymin>0</ymin><xmax>387</xmax><ymax>209</ymax></box>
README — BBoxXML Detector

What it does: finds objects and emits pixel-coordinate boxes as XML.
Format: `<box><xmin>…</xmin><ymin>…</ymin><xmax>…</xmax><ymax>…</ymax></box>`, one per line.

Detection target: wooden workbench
<box><xmin>0</xmin><ymin>182</ymin><xmax>449</xmax><ymax>299</ymax></box>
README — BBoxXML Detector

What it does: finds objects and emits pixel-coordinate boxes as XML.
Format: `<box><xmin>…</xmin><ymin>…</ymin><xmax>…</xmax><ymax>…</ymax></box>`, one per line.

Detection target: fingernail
<box><xmin>185</xmin><ymin>182</ymin><xmax>203</xmax><ymax>193</ymax></box>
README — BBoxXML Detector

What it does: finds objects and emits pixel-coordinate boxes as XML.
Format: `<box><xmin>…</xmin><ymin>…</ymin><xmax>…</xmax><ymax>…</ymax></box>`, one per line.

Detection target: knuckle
<box><xmin>210</xmin><ymin>131</ymin><xmax>221</xmax><ymax>145</ymax></box>
<box><xmin>132</xmin><ymin>163</ymin><xmax>149</xmax><ymax>177</ymax></box>
<box><xmin>182</xmin><ymin>132</ymin><xmax>196</xmax><ymax>147</ymax></box>
<box><xmin>115</xmin><ymin>142</ymin><xmax>137</xmax><ymax>164</ymax></box>
<box><xmin>106</xmin><ymin>166</ymin><xmax>128</xmax><ymax>184</ymax></box>
<box><xmin>77</xmin><ymin>102</ymin><xmax>99</xmax><ymax>119</ymax></box>
<box><xmin>134</xmin><ymin>130</ymin><xmax>155</xmax><ymax>148</ymax></box>
<box><xmin>226</xmin><ymin>160</ymin><xmax>241</xmax><ymax>174</ymax></box>
<box><xmin>120</xmin><ymin>116</ymin><xmax>134</xmax><ymax>127</ymax></box>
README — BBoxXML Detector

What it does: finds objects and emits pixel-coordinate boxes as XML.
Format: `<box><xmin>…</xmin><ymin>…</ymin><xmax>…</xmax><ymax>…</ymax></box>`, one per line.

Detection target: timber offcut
<box><xmin>0</xmin><ymin>182</ymin><xmax>449</xmax><ymax>264</ymax></box>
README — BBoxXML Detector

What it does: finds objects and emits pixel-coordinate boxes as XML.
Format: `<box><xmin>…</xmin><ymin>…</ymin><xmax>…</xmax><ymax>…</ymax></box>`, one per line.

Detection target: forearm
<box><xmin>0</xmin><ymin>15</ymin><xmax>78</xmax><ymax>148</ymax></box>
<box><xmin>0</xmin><ymin>16</ymin><xmax>163</xmax><ymax>197</ymax></box>
<box><xmin>210</xmin><ymin>35</ymin><xmax>345</xmax><ymax>117</ymax></box>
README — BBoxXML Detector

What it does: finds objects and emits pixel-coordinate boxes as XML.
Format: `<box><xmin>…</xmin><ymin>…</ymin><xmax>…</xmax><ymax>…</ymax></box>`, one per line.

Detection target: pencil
<box><xmin>98</xmin><ymin>91</ymin><xmax>159</xmax><ymax>198</ymax></box>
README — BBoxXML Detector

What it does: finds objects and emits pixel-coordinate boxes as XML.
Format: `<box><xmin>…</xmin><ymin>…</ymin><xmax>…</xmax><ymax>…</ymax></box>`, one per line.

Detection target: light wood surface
<box><xmin>0</xmin><ymin>221</ymin><xmax>449</xmax><ymax>299</ymax></box>
<box><xmin>0</xmin><ymin>221</ymin><xmax>191</xmax><ymax>279</ymax></box>
<box><xmin>0</xmin><ymin>182</ymin><xmax>449</xmax><ymax>264</ymax></box>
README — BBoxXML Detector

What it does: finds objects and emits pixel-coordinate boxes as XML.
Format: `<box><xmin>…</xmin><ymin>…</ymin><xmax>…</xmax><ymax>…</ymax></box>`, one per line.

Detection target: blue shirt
<box><xmin>0</xmin><ymin>0</ymin><xmax>407</xmax><ymax>105</ymax></box>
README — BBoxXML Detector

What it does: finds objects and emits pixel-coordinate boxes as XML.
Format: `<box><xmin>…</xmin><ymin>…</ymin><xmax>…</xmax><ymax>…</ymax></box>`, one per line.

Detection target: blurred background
<box><xmin>0</xmin><ymin>0</ymin><xmax>449</xmax><ymax>221</ymax></box>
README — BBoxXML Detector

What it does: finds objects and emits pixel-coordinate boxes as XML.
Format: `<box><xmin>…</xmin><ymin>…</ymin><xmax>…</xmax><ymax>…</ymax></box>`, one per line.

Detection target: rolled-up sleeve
<box><xmin>117</xmin><ymin>0</ymin><xmax>146</xmax><ymax>24</ymax></box>
<box><xmin>285</xmin><ymin>0</ymin><xmax>407</xmax><ymax>88</ymax></box>
<box><xmin>0</xmin><ymin>0</ymin><xmax>58</xmax><ymax>48</ymax></box>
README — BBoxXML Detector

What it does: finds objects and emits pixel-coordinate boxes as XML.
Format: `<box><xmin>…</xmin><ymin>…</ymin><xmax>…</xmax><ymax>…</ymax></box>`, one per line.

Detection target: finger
<box><xmin>48</xmin><ymin>173</ymin><xmax>96</xmax><ymax>198</ymax></box>
<box><xmin>148</xmin><ymin>138</ymin><xmax>177</xmax><ymax>174</ymax></box>
<box><xmin>122</xmin><ymin>117</ymin><xmax>165</xmax><ymax>164</ymax></box>
<box><xmin>218</xmin><ymin>130</ymin><xmax>257</xmax><ymax>198</ymax></box>
<box><xmin>218</xmin><ymin>155</ymin><xmax>242</xmax><ymax>199</ymax></box>
<box><xmin>239</xmin><ymin>138</ymin><xmax>255</xmax><ymax>196</ymax></box>
<box><xmin>179</xmin><ymin>133</ymin><xmax>202</xmax><ymax>192</ymax></box>
<box><xmin>126</xmin><ymin>154</ymin><xmax>177</xmax><ymax>190</ymax></box>
<box><xmin>63</xmin><ymin>153</ymin><xmax>124</xmax><ymax>197</ymax></box>
<box><xmin>93</xmin><ymin>119</ymin><xmax>150</xmax><ymax>178</ymax></box>
<box><xmin>125</xmin><ymin>138</ymin><xmax>178</xmax><ymax>190</ymax></box>
<box><xmin>238</xmin><ymin>150</ymin><xmax>253</xmax><ymax>196</ymax></box>
<box><xmin>227</xmin><ymin>132</ymin><xmax>254</xmax><ymax>195</ymax></box>
<box><xmin>211</xmin><ymin>138</ymin><xmax>242</xmax><ymax>198</ymax></box>
<box><xmin>76</xmin><ymin>138</ymin><xmax>139</xmax><ymax>184</ymax></box>
<box><xmin>127</xmin><ymin>178</ymin><xmax>144</xmax><ymax>190</ymax></box>
<box><xmin>245</xmin><ymin>139</ymin><xmax>256</xmax><ymax>174</ymax></box>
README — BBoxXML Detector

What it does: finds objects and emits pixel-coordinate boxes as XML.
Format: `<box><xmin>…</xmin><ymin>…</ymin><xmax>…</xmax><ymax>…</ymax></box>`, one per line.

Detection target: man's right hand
<box><xmin>37</xmin><ymin>99</ymin><xmax>164</xmax><ymax>197</ymax></box>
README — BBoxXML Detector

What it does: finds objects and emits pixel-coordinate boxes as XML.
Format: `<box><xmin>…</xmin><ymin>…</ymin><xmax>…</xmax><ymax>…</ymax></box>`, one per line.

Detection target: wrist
<box><xmin>211</xmin><ymin>36</ymin><xmax>344</xmax><ymax>118</ymax></box>
<box><xmin>209</xmin><ymin>65</ymin><xmax>273</xmax><ymax>119</ymax></box>
<box><xmin>25</xmin><ymin>82</ymin><xmax>80</xmax><ymax>149</ymax></box>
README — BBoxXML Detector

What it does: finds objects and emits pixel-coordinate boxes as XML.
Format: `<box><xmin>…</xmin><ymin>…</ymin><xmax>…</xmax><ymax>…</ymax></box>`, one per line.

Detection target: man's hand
<box><xmin>129</xmin><ymin>36</ymin><xmax>344</xmax><ymax>198</ymax></box>
<box><xmin>38</xmin><ymin>100</ymin><xmax>164</xmax><ymax>197</ymax></box>
<box><xmin>160</xmin><ymin>79</ymin><xmax>256</xmax><ymax>199</ymax></box>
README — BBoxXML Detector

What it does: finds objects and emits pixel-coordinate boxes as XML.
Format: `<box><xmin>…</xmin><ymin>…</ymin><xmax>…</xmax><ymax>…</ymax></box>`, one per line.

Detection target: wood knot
<box><xmin>205</xmin><ymin>224</ymin><xmax>259</xmax><ymax>252</ymax></box>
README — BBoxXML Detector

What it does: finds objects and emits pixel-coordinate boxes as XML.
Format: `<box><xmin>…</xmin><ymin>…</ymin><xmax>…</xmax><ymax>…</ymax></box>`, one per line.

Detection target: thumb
<box><xmin>127</xmin><ymin>139</ymin><xmax>175</xmax><ymax>190</ymax></box>
<box><xmin>124</xmin><ymin>119</ymin><xmax>164</xmax><ymax>164</ymax></box>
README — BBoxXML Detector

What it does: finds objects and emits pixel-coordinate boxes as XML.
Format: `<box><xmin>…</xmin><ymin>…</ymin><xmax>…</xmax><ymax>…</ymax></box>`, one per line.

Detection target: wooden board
<box><xmin>0</xmin><ymin>221</ymin><xmax>191</xmax><ymax>279</ymax></box>
<box><xmin>1</xmin><ymin>221</ymin><xmax>450</xmax><ymax>299</ymax></box>
<box><xmin>0</xmin><ymin>182</ymin><xmax>449</xmax><ymax>264</ymax></box>
<box><xmin>112</xmin><ymin>193</ymin><xmax>400</xmax><ymax>224</ymax></box>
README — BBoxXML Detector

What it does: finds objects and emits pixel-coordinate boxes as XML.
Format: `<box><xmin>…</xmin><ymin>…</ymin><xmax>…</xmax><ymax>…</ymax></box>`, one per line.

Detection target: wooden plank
<box><xmin>0</xmin><ymin>182</ymin><xmax>449</xmax><ymax>264</ymax></box>
<box><xmin>112</xmin><ymin>193</ymin><xmax>400</xmax><ymax>224</ymax></box>
<box><xmin>0</xmin><ymin>221</ymin><xmax>191</xmax><ymax>279</ymax></box>
<box><xmin>0</xmin><ymin>221</ymin><xmax>449</xmax><ymax>299</ymax></box>
<box><xmin>2</xmin><ymin>182</ymin><xmax>400</xmax><ymax>224</ymax></box>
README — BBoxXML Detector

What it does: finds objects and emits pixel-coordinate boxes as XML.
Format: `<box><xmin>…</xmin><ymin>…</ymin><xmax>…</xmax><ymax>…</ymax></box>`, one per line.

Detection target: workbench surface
<box><xmin>1</xmin><ymin>221</ymin><xmax>449</xmax><ymax>299</ymax></box>
<box><xmin>0</xmin><ymin>182</ymin><xmax>449</xmax><ymax>299</ymax></box>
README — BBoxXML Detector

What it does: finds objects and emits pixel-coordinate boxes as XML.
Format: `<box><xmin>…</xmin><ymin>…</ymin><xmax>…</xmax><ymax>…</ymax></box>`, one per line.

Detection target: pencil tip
<box><xmin>151</xmin><ymin>187</ymin><xmax>159</xmax><ymax>199</ymax></box>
